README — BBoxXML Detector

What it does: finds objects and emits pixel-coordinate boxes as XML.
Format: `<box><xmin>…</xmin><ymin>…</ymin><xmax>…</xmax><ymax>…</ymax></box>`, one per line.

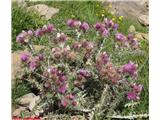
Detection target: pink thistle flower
<box><xmin>100</xmin><ymin>52</ymin><xmax>109</xmax><ymax>64</ymax></box>
<box><xmin>29</xmin><ymin>59</ymin><xmax>39</xmax><ymax>70</ymax></box>
<box><xmin>37</xmin><ymin>54</ymin><xmax>44</xmax><ymax>61</ymax></box>
<box><xmin>79</xmin><ymin>69</ymin><xmax>90</xmax><ymax>78</ymax></box>
<box><xmin>80</xmin><ymin>22</ymin><xmax>90</xmax><ymax>32</ymax></box>
<box><xmin>115</xmin><ymin>33</ymin><xmax>126</xmax><ymax>42</ymax></box>
<box><xmin>122</xmin><ymin>61</ymin><xmax>138</xmax><ymax>78</ymax></box>
<box><xmin>127</xmin><ymin>91</ymin><xmax>139</xmax><ymax>101</ymax></box>
<box><xmin>130</xmin><ymin>39</ymin><xmax>139</xmax><ymax>49</ymax></box>
<box><xmin>20</xmin><ymin>53</ymin><xmax>30</xmax><ymax>62</ymax></box>
<box><xmin>66</xmin><ymin>94</ymin><xmax>75</xmax><ymax>100</ymax></box>
<box><xmin>99</xmin><ymin>27</ymin><xmax>109</xmax><ymax>37</ymax></box>
<box><xmin>44</xmin><ymin>81</ymin><xmax>51</xmax><ymax>88</ymax></box>
<box><xmin>27</xmin><ymin>30</ymin><xmax>33</xmax><ymax>36</ymax></box>
<box><xmin>16</xmin><ymin>33</ymin><xmax>25</xmax><ymax>44</ymax></box>
<box><xmin>127</xmin><ymin>34</ymin><xmax>134</xmax><ymax>41</ymax></box>
<box><xmin>52</xmin><ymin>47</ymin><xmax>62</xmax><ymax>59</ymax></box>
<box><xmin>113</xmin><ymin>23</ymin><xmax>119</xmax><ymax>31</ymax></box>
<box><xmin>67</xmin><ymin>19</ymin><xmax>81</xmax><ymax>27</ymax></box>
<box><xmin>34</xmin><ymin>28</ymin><xmax>43</xmax><ymax>37</ymax></box>
<box><xmin>94</xmin><ymin>22</ymin><xmax>105</xmax><ymax>31</ymax></box>
<box><xmin>72</xmin><ymin>42</ymin><xmax>82</xmax><ymax>50</ymax></box>
<box><xmin>84</xmin><ymin>52</ymin><xmax>91</xmax><ymax>59</ymax></box>
<box><xmin>132</xmin><ymin>83</ymin><xmax>143</xmax><ymax>93</ymax></box>
<box><xmin>67</xmin><ymin>19</ymin><xmax>75</xmax><ymax>27</ymax></box>
<box><xmin>72</xmin><ymin>101</ymin><xmax>77</xmax><ymax>106</ymax></box>
<box><xmin>50</xmin><ymin>67</ymin><xmax>59</xmax><ymax>76</ymax></box>
<box><xmin>82</xmin><ymin>41</ymin><xmax>94</xmax><ymax>51</ymax></box>
<box><xmin>57</xmin><ymin>83</ymin><xmax>68</xmax><ymax>94</ymax></box>
<box><xmin>73</xmin><ymin>20</ymin><xmax>81</xmax><ymax>27</ymax></box>
<box><xmin>63</xmin><ymin>46</ymin><xmax>71</xmax><ymax>55</ymax></box>
<box><xmin>56</xmin><ymin>33</ymin><xmax>68</xmax><ymax>42</ymax></box>
<box><xmin>42</xmin><ymin>25</ymin><xmax>48</xmax><ymax>33</ymax></box>
<box><xmin>104</xmin><ymin>19</ymin><xmax>114</xmax><ymax>28</ymax></box>
<box><xmin>59</xmin><ymin>75</ymin><xmax>67</xmax><ymax>82</ymax></box>
<box><xmin>61</xmin><ymin>99</ymin><xmax>68</xmax><ymax>107</ymax></box>
<box><xmin>47</xmin><ymin>23</ymin><xmax>55</xmax><ymax>32</ymax></box>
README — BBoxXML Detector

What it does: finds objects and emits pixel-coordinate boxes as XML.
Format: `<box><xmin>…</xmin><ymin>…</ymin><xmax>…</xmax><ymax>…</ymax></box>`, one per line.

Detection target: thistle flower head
<box><xmin>79</xmin><ymin>69</ymin><xmax>90</xmax><ymax>78</ymax></box>
<box><xmin>56</xmin><ymin>33</ymin><xmax>68</xmax><ymax>42</ymax></box>
<box><xmin>60</xmin><ymin>99</ymin><xmax>68</xmax><ymax>107</ymax></box>
<box><xmin>72</xmin><ymin>42</ymin><xmax>82</xmax><ymax>50</ymax></box>
<box><xmin>131</xmin><ymin>83</ymin><xmax>143</xmax><ymax>93</ymax></box>
<box><xmin>20</xmin><ymin>53</ymin><xmax>30</xmax><ymax>62</ymax></box>
<box><xmin>27</xmin><ymin>30</ymin><xmax>33</xmax><ymax>36</ymax></box>
<box><xmin>80</xmin><ymin>22</ymin><xmax>90</xmax><ymax>32</ymax></box>
<box><xmin>127</xmin><ymin>34</ymin><xmax>134</xmax><ymax>41</ymax></box>
<box><xmin>37</xmin><ymin>54</ymin><xmax>44</xmax><ymax>61</ymax></box>
<box><xmin>47</xmin><ymin>23</ymin><xmax>55</xmax><ymax>32</ymax></box>
<box><xmin>44</xmin><ymin>81</ymin><xmax>51</xmax><ymax>88</ymax></box>
<box><xmin>104</xmin><ymin>19</ymin><xmax>114</xmax><ymax>27</ymax></box>
<box><xmin>29</xmin><ymin>59</ymin><xmax>39</xmax><ymax>70</ymax></box>
<box><xmin>115</xmin><ymin>33</ymin><xmax>126</xmax><ymax>42</ymax></box>
<box><xmin>67</xmin><ymin>19</ymin><xmax>74</xmax><ymax>27</ymax></box>
<box><xmin>34</xmin><ymin>28</ymin><xmax>43</xmax><ymax>37</ymax></box>
<box><xmin>16</xmin><ymin>33</ymin><xmax>25</xmax><ymax>44</ymax></box>
<box><xmin>63</xmin><ymin>46</ymin><xmax>71</xmax><ymax>55</ymax></box>
<box><xmin>99</xmin><ymin>27</ymin><xmax>109</xmax><ymax>37</ymax></box>
<box><xmin>127</xmin><ymin>91</ymin><xmax>139</xmax><ymax>101</ymax></box>
<box><xmin>67</xmin><ymin>19</ymin><xmax>81</xmax><ymax>28</ymax></box>
<box><xmin>72</xmin><ymin>101</ymin><xmax>77</xmax><ymax>106</ymax></box>
<box><xmin>130</xmin><ymin>39</ymin><xmax>139</xmax><ymax>49</ymax></box>
<box><xmin>113</xmin><ymin>23</ymin><xmax>119</xmax><ymax>31</ymax></box>
<box><xmin>100</xmin><ymin>52</ymin><xmax>109</xmax><ymax>64</ymax></box>
<box><xmin>65</xmin><ymin>94</ymin><xmax>75</xmax><ymax>100</ymax></box>
<box><xmin>122</xmin><ymin>61</ymin><xmax>138</xmax><ymax>78</ymax></box>
<box><xmin>59</xmin><ymin>75</ymin><xmax>67</xmax><ymax>82</ymax></box>
<box><xmin>82</xmin><ymin>41</ymin><xmax>94</xmax><ymax>51</ymax></box>
<box><xmin>57</xmin><ymin>83</ymin><xmax>68</xmax><ymax>94</ymax></box>
<box><xmin>52</xmin><ymin>47</ymin><xmax>62</xmax><ymax>59</ymax></box>
<box><xmin>94</xmin><ymin>22</ymin><xmax>105</xmax><ymax>31</ymax></box>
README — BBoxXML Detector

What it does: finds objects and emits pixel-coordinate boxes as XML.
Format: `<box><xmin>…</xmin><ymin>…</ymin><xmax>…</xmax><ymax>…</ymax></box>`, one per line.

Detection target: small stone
<box><xmin>135</xmin><ymin>32</ymin><xmax>148</xmax><ymax>41</ymax></box>
<box><xmin>135</xmin><ymin>33</ymin><xmax>144</xmax><ymax>40</ymax></box>
<box><xmin>17</xmin><ymin>93</ymin><xmax>40</xmax><ymax>111</ymax></box>
<box><xmin>128</xmin><ymin>25</ymin><xmax>136</xmax><ymax>34</ymax></box>
<box><xmin>138</xmin><ymin>15</ymin><xmax>149</xmax><ymax>26</ymax></box>
<box><xmin>12</xmin><ymin>107</ymin><xmax>26</xmax><ymax>117</ymax></box>
<box><xmin>102</xmin><ymin>0</ymin><xmax>148</xmax><ymax>24</ymax></box>
<box><xmin>27</xmin><ymin>4</ymin><xmax>59</xmax><ymax>20</ymax></box>
<box><xmin>141</xmin><ymin>33</ymin><xmax>149</xmax><ymax>40</ymax></box>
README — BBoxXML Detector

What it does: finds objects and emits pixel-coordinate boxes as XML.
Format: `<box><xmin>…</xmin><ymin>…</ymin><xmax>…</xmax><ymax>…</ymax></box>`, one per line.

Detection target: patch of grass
<box><xmin>12</xmin><ymin>81</ymin><xmax>32</xmax><ymax>105</ymax></box>
<box><xmin>119</xmin><ymin>18</ymin><xmax>148</xmax><ymax>35</ymax></box>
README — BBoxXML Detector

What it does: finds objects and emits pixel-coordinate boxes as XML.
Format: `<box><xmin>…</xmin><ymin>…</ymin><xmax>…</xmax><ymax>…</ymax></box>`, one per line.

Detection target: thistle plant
<box><xmin>15</xmin><ymin>18</ymin><xmax>145</xmax><ymax>118</ymax></box>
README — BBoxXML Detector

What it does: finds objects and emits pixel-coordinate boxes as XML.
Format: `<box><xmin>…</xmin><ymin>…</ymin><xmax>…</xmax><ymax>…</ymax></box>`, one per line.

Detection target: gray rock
<box><xmin>12</xmin><ymin>107</ymin><xmax>26</xmax><ymax>117</ymax></box>
<box><xmin>103</xmin><ymin>0</ymin><xmax>148</xmax><ymax>26</ymax></box>
<box><xmin>135</xmin><ymin>32</ymin><xmax>149</xmax><ymax>40</ymax></box>
<box><xmin>27</xmin><ymin>4</ymin><xmax>59</xmax><ymax>20</ymax></box>
<box><xmin>17</xmin><ymin>93</ymin><xmax>40</xmax><ymax>111</ymax></box>
<box><xmin>138</xmin><ymin>15</ymin><xmax>149</xmax><ymax>26</ymax></box>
